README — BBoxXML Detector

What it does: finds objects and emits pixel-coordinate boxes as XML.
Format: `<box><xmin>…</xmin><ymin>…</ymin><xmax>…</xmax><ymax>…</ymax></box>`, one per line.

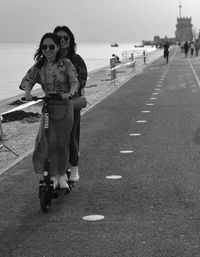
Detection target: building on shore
<box><xmin>143</xmin><ymin>17</ymin><xmax>193</xmax><ymax>46</ymax></box>
<box><xmin>143</xmin><ymin>1</ymin><xmax>194</xmax><ymax>46</ymax></box>
<box><xmin>142</xmin><ymin>35</ymin><xmax>176</xmax><ymax>47</ymax></box>
<box><xmin>175</xmin><ymin>17</ymin><xmax>193</xmax><ymax>42</ymax></box>
<box><xmin>154</xmin><ymin>35</ymin><xmax>175</xmax><ymax>46</ymax></box>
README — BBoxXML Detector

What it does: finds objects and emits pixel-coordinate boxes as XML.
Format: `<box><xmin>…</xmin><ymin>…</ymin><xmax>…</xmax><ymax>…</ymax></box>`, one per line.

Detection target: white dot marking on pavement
<box><xmin>136</xmin><ymin>120</ymin><xmax>147</xmax><ymax>123</ymax></box>
<box><xmin>146</xmin><ymin>103</ymin><xmax>154</xmax><ymax>106</ymax></box>
<box><xmin>142</xmin><ymin>110</ymin><xmax>151</xmax><ymax>113</ymax></box>
<box><xmin>129</xmin><ymin>133</ymin><xmax>141</xmax><ymax>136</ymax></box>
<box><xmin>82</xmin><ymin>215</ymin><xmax>105</xmax><ymax>221</ymax></box>
<box><xmin>150</xmin><ymin>98</ymin><xmax>157</xmax><ymax>100</ymax></box>
<box><xmin>154</xmin><ymin>88</ymin><xmax>160</xmax><ymax>91</ymax></box>
<box><xmin>120</xmin><ymin>150</ymin><xmax>133</xmax><ymax>154</ymax></box>
<box><xmin>106</xmin><ymin>175</ymin><xmax>122</xmax><ymax>179</ymax></box>
<box><xmin>152</xmin><ymin>93</ymin><xmax>159</xmax><ymax>95</ymax></box>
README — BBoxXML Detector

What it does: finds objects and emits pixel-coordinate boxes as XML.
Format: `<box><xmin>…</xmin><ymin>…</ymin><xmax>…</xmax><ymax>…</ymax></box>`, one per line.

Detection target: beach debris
<box><xmin>86</xmin><ymin>84</ymin><xmax>97</xmax><ymax>88</ymax></box>
<box><xmin>9</xmin><ymin>99</ymin><xmax>25</xmax><ymax>106</ymax></box>
<box><xmin>101</xmin><ymin>79</ymin><xmax>112</xmax><ymax>81</ymax></box>
<box><xmin>2</xmin><ymin>110</ymin><xmax>41</xmax><ymax>123</ymax></box>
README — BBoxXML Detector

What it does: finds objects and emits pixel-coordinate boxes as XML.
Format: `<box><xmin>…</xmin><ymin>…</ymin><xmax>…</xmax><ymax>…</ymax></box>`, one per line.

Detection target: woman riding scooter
<box><xmin>19</xmin><ymin>32</ymin><xmax>79</xmax><ymax>190</ymax></box>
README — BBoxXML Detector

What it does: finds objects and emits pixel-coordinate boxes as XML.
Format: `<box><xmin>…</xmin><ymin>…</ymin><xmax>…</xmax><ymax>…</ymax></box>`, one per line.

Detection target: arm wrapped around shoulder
<box><xmin>63</xmin><ymin>58</ymin><xmax>79</xmax><ymax>95</ymax></box>
<box><xmin>63</xmin><ymin>58</ymin><xmax>87</xmax><ymax>109</ymax></box>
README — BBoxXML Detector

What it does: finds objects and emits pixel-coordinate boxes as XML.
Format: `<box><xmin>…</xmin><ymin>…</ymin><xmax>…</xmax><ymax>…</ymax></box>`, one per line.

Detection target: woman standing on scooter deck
<box><xmin>53</xmin><ymin>26</ymin><xmax>88</xmax><ymax>183</ymax></box>
<box><xmin>19</xmin><ymin>33</ymin><xmax>79</xmax><ymax>189</ymax></box>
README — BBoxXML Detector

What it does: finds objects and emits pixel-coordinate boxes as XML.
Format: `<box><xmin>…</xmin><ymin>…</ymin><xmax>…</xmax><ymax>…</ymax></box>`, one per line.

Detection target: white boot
<box><xmin>69</xmin><ymin>166</ymin><xmax>79</xmax><ymax>182</ymax></box>
<box><xmin>59</xmin><ymin>174</ymin><xmax>69</xmax><ymax>189</ymax></box>
<box><xmin>50</xmin><ymin>176</ymin><xmax>59</xmax><ymax>190</ymax></box>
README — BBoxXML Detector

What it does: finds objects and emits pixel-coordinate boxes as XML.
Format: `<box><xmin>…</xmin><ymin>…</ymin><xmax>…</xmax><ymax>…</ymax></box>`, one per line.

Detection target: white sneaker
<box><xmin>50</xmin><ymin>176</ymin><xmax>59</xmax><ymax>189</ymax></box>
<box><xmin>59</xmin><ymin>174</ymin><xmax>69</xmax><ymax>189</ymax></box>
<box><xmin>69</xmin><ymin>166</ymin><xmax>80</xmax><ymax>182</ymax></box>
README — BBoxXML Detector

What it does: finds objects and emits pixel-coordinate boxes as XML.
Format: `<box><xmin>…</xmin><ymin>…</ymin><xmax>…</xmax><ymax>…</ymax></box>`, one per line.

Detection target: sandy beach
<box><xmin>0</xmin><ymin>49</ymin><xmax>163</xmax><ymax>173</ymax></box>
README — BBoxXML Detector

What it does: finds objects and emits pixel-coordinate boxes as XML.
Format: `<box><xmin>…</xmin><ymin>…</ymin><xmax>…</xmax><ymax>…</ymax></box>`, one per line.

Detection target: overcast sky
<box><xmin>1</xmin><ymin>0</ymin><xmax>200</xmax><ymax>43</ymax></box>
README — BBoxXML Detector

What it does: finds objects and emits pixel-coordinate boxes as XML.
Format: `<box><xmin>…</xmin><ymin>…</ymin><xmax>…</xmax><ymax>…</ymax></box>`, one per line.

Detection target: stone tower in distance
<box><xmin>175</xmin><ymin>17</ymin><xmax>193</xmax><ymax>42</ymax></box>
<box><xmin>175</xmin><ymin>1</ymin><xmax>193</xmax><ymax>42</ymax></box>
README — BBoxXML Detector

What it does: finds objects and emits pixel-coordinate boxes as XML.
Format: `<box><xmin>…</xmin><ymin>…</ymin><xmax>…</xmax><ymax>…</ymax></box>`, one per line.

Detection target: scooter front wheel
<box><xmin>40</xmin><ymin>191</ymin><xmax>51</xmax><ymax>213</ymax></box>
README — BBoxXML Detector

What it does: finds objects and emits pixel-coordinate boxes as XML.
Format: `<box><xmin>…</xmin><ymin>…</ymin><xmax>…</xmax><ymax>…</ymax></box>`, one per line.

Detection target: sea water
<box><xmin>0</xmin><ymin>42</ymin><xmax>155</xmax><ymax>101</ymax></box>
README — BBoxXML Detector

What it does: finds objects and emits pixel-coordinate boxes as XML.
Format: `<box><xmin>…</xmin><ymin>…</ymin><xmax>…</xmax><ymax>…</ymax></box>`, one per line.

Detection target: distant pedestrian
<box><xmin>195</xmin><ymin>39</ymin><xmax>200</xmax><ymax>56</ymax></box>
<box><xmin>112</xmin><ymin>54</ymin><xmax>121</xmax><ymax>63</ymax></box>
<box><xmin>163</xmin><ymin>41</ymin><xmax>170</xmax><ymax>63</ymax></box>
<box><xmin>190</xmin><ymin>41</ymin><xmax>195</xmax><ymax>57</ymax></box>
<box><xmin>180</xmin><ymin>41</ymin><xmax>185</xmax><ymax>53</ymax></box>
<box><xmin>183</xmin><ymin>41</ymin><xmax>189</xmax><ymax>57</ymax></box>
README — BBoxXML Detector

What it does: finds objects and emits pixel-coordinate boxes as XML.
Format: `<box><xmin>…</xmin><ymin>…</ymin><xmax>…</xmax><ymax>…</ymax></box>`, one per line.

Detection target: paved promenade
<box><xmin>1</xmin><ymin>47</ymin><xmax>200</xmax><ymax>256</ymax></box>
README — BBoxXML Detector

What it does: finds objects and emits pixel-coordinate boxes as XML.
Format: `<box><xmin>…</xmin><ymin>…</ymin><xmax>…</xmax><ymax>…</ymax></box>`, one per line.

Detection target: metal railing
<box><xmin>122</xmin><ymin>50</ymin><xmax>149</xmax><ymax>64</ymax></box>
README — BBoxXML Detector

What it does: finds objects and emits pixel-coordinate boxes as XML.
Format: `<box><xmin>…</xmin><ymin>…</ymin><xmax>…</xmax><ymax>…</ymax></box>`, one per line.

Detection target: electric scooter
<box><xmin>22</xmin><ymin>93</ymin><xmax>74</xmax><ymax>213</ymax></box>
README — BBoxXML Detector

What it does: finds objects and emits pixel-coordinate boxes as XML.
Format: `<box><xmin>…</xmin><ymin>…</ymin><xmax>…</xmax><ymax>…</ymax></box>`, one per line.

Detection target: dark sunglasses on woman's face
<box><xmin>41</xmin><ymin>44</ymin><xmax>56</xmax><ymax>51</ymax></box>
<box><xmin>57</xmin><ymin>35</ymin><xmax>69</xmax><ymax>41</ymax></box>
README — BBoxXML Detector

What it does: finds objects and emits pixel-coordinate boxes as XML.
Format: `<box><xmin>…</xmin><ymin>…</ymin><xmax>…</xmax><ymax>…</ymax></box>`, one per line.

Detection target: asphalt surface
<box><xmin>1</xmin><ymin>47</ymin><xmax>200</xmax><ymax>256</ymax></box>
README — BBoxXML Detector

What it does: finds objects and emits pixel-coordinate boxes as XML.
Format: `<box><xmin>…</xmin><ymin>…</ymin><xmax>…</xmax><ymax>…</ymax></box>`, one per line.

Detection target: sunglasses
<box><xmin>57</xmin><ymin>35</ymin><xmax>69</xmax><ymax>41</ymax></box>
<box><xmin>41</xmin><ymin>44</ymin><xmax>56</xmax><ymax>51</ymax></box>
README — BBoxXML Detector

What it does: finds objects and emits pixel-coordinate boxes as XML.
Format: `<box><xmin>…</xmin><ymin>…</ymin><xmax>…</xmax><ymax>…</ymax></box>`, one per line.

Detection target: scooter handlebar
<box><xmin>21</xmin><ymin>92</ymin><xmax>65</xmax><ymax>102</ymax></box>
<box><xmin>21</xmin><ymin>96</ymin><xmax>39</xmax><ymax>101</ymax></box>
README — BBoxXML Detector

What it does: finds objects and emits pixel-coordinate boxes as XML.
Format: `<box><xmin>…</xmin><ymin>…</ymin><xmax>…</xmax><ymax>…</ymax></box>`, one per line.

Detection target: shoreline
<box><xmin>0</xmin><ymin>49</ymin><xmax>164</xmax><ymax>173</ymax></box>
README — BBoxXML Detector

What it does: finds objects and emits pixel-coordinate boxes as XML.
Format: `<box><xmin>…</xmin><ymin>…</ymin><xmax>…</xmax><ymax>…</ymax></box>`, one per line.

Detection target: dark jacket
<box><xmin>62</xmin><ymin>53</ymin><xmax>87</xmax><ymax>96</ymax></box>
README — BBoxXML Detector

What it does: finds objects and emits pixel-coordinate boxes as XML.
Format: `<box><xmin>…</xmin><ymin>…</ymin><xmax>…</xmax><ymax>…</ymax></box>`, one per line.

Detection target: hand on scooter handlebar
<box><xmin>21</xmin><ymin>95</ymin><xmax>38</xmax><ymax>101</ymax></box>
<box><xmin>60</xmin><ymin>92</ymin><xmax>71</xmax><ymax>101</ymax></box>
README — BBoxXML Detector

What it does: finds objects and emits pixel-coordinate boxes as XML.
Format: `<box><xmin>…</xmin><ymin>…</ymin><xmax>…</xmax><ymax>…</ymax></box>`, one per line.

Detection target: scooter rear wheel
<box><xmin>40</xmin><ymin>191</ymin><xmax>51</xmax><ymax>213</ymax></box>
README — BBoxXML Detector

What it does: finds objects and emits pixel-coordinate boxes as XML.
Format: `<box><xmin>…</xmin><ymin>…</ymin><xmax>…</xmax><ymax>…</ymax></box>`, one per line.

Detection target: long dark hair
<box><xmin>34</xmin><ymin>32</ymin><xmax>61</xmax><ymax>69</ymax></box>
<box><xmin>53</xmin><ymin>26</ymin><xmax>76</xmax><ymax>60</ymax></box>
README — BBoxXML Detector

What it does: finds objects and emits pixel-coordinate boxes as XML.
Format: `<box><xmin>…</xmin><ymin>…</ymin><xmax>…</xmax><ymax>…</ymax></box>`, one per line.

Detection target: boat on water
<box><xmin>110</xmin><ymin>43</ymin><xmax>119</xmax><ymax>47</ymax></box>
